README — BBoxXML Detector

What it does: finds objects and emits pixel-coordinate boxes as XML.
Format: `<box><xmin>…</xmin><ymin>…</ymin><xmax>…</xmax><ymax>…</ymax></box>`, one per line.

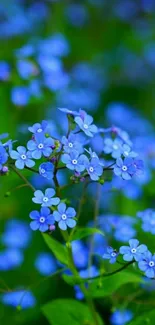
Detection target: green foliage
<box><xmin>70</xmin><ymin>227</ymin><xmax>104</xmax><ymax>241</ymax></box>
<box><xmin>42</xmin><ymin>299</ymin><xmax>104</xmax><ymax>325</ymax></box>
<box><xmin>128</xmin><ymin>310</ymin><xmax>155</xmax><ymax>325</ymax></box>
<box><xmin>42</xmin><ymin>234</ymin><xmax>68</xmax><ymax>266</ymax></box>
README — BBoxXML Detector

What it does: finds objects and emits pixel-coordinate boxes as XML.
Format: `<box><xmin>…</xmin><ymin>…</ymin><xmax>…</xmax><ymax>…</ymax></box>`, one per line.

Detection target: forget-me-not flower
<box><xmin>102</xmin><ymin>247</ymin><xmax>119</xmax><ymax>264</ymax></box>
<box><xmin>39</xmin><ymin>162</ymin><xmax>54</xmax><ymax>179</ymax></box>
<box><xmin>10</xmin><ymin>146</ymin><xmax>35</xmax><ymax>169</ymax></box>
<box><xmin>119</xmin><ymin>239</ymin><xmax>148</xmax><ymax>262</ymax></box>
<box><xmin>53</xmin><ymin>202</ymin><xmax>76</xmax><ymax>230</ymax></box>
<box><xmin>86</xmin><ymin>157</ymin><xmax>103</xmax><ymax>180</ymax></box>
<box><xmin>32</xmin><ymin>188</ymin><xmax>60</xmax><ymax>207</ymax></box>
<box><xmin>114</xmin><ymin>157</ymin><xmax>136</xmax><ymax>180</ymax></box>
<box><xmin>29</xmin><ymin>207</ymin><xmax>55</xmax><ymax>232</ymax></box>
<box><xmin>27</xmin><ymin>134</ymin><xmax>54</xmax><ymax>159</ymax></box>
<box><xmin>138</xmin><ymin>251</ymin><xmax>155</xmax><ymax>278</ymax></box>
<box><xmin>28</xmin><ymin>120</ymin><xmax>48</xmax><ymax>135</ymax></box>
<box><xmin>75</xmin><ymin>113</ymin><xmax>98</xmax><ymax>137</ymax></box>
<box><xmin>61</xmin><ymin>150</ymin><xmax>88</xmax><ymax>172</ymax></box>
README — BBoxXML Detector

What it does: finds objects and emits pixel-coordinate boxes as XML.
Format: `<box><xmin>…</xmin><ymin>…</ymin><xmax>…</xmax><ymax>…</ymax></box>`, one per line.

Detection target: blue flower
<box><xmin>10</xmin><ymin>146</ymin><xmax>35</xmax><ymax>169</ymax></box>
<box><xmin>133</xmin><ymin>158</ymin><xmax>144</xmax><ymax>176</ymax></box>
<box><xmin>2</xmin><ymin>219</ymin><xmax>31</xmax><ymax>249</ymax></box>
<box><xmin>86</xmin><ymin>157</ymin><xmax>103</xmax><ymax>181</ymax></box>
<box><xmin>74</xmin><ymin>113</ymin><xmax>98</xmax><ymax>137</ymax></box>
<box><xmin>16</xmin><ymin>59</ymin><xmax>38</xmax><ymax>79</ymax></box>
<box><xmin>53</xmin><ymin>202</ymin><xmax>76</xmax><ymax>230</ymax></box>
<box><xmin>11</xmin><ymin>86</ymin><xmax>30</xmax><ymax>106</ymax></box>
<box><xmin>72</xmin><ymin>240</ymin><xmax>89</xmax><ymax>269</ymax></box>
<box><xmin>32</xmin><ymin>188</ymin><xmax>60</xmax><ymax>207</ymax></box>
<box><xmin>62</xmin><ymin>133</ymin><xmax>83</xmax><ymax>154</ymax></box>
<box><xmin>122</xmin><ymin>144</ymin><xmax>137</xmax><ymax>158</ymax></box>
<box><xmin>29</xmin><ymin>207</ymin><xmax>55</xmax><ymax>232</ymax></box>
<box><xmin>39</xmin><ymin>162</ymin><xmax>54</xmax><ymax>179</ymax></box>
<box><xmin>110</xmin><ymin>309</ymin><xmax>133</xmax><ymax>325</ymax></box>
<box><xmin>0</xmin><ymin>145</ymin><xmax>8</xmax><ymax>170</ymax></box>
<box><xmin>27</xmin><ymin>134</ymin><xmax>54</xmax><ymax>159</ymax></box>
<box><xmin>0</xmin><ymin>249</ymin><xmax>24</xmax><ymax>271</ymax></box>
<box><xmin>28</xmin><ymin>120</ymin><xmax>48</xmax><ymax>135</ymax></box>
<box><xmin>137</xmin><ymin>209</ymin><xmax>155</xmax><ymax>235</ymax></box>
<box><xmin>1</xmin><ymin>290</ymin><xmax>36</xmax><ymax>309</ymax></box>
<box><xmin>35</xmin><ymin>252</ymin><xmax>57</xmax><ymax>276</ymax></box>
<box><xmin>103</xmin><ymin>138</ymin><xmax>123</xmax><ymax>158</ymax></box>
<box><xmin>138</xmin><ymin>251</ymin><xmax>155</xmax><ymax>278</ymax></box>
<box><xmin>119</xmin><ymin>239</ymin><xmax>148</xmax><ymax>262</ymax></box>
<box><xmin>58</xmin><ymin>107</ymin><xmax>79</xmax><ymax>116</ymax></box>
<box><xmin>61</xmin><ymin>150</ymin><xmax>88</xmax><ymax>172</ymax></box>
<box><xmin>0</xmin><ymin>61</ymin><xmax>10</xmax><ymax>81</ymax></box>
<box><xmin>102</xmin><ymin>247</ymin><xmax>119</xmax><ymax>264</ymax></box>
<box><xmin>114</xmin><ymin>157</ymin><xmax>136</xmax><ymax>180</ymax></box>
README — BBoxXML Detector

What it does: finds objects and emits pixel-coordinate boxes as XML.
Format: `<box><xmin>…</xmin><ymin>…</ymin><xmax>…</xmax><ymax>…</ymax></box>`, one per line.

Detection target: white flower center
<box><xmin>41</xmin><ymin>168</ymin><xmax>45</xmax><ymax>174</ymax></box>
<box><xmin>111</xmin><ymin>252</ymin><xmax>117</xmax><ymax>257</ymax></box>
<box><xmin>113</xmin><ymin>144</ymin><xmax>118</xmax><ymax>150</ymax></box>
<box><xmin>38</xmin><ymin>143</ymin><xmax>44</xmax><ymax>149</ymax></box>
<box><xmin>149</xmin><ymin>261</ymin><xmax>155</xmax><ymax>267</ymax></box>
<box><xmin>83</xmin><ymin>124</ymin><xmax>88</xmax><ymax>129</ymax></box>
<box><xmin>131</xmin><ymin>248</ymin><xmax>137</xmax><ymax>254</ymax></box>
<box><xmin>72</xmin><ymin>159</ymin><xmax>77</xmax><ymax>165</ymax></box>
<box><xmin>69</xmin><ymin>142</ymin><xmax>73</xmax><ymax>148</ymax></box>
<box><xmin>62</xmin><ymin>214</ymin><xmax>67</xmax><ymax>220</ymax></box>
<box><xmin>89</xmin><ymin>166</ymin><xmax>94</xmax><ymax>173</ymax></box>
<box><xmin>122</xmin><ymin>165</ymin><xmax>127</xmax><ymax>171</ymax></box>
<box><xmin>39</xmin><ymin>216</ymin><xmax>45</xmax><ymax>223</ymax></box>
<box><xmin>43</xmin><ymin>197</ymin><xmax>49</xmax><ymax>202</ymax></box>
<box><xmin>21</xmin><ymin>154</ymin><xmax>26</xmax><ymax>160</ymax></box>
<box><xmin>37</xmin><ymin>128</ymin><xmax>42</xmax><ymax>133</ymax></box>
<box><xmin>124</xmin><ymin>151</ymin><xmax>129</xmax><ymax>156</ymax></box>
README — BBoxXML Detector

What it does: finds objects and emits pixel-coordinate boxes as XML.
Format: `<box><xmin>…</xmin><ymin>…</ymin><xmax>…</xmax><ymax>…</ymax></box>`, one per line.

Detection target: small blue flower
<box><xmin>10</xmin><ymin>146</ymin><xmax>35</xmax><ymax>170</ymax></box>
<box><xmin>0</xmin><ymin>145</ymin><xmax>8</xmax><ymax>170</ymax></box>
<box><xmin>35</xmin><ymin>252</ymin><xmax>57</xmax><ymax>275</ymax></box>
<box><xmin>39</xmin><ymin>162</ymin><xmax>54</xmax><ymax>179</ymax></box>
<box><xmin>103</xmin><ymin>138</ymin><xmax>123</xmax><ymax>158</ymax></box>
<box><xmin>138</xmin><ymin>251</ymin><xmax>155</xmax><ymax>278</ymax></box>
<box><xmin>114</xmin><ymin>157</ymin><xmax>136</xmax><ymax>180</ymax></box>
<box><xmin>119</xmin><ymin>239</ymin><xmax>148</xmax><ymax>262</ymax></box>
<box><xmin>102</xmin><ymin>247</ymin><xmax>119</xmax><ymax>264</ymax></box>
<box><xmin>29</xmin><ymin>207</ymin><xmax>55</xmax><ymax>232</ymax></box>
<box><xmin>28</xmin><ymin>120</ymin><xmax>48</xmax><ymax>135</ymax></box>
<box><xmin>122</xmin><ymin>144</ymin><xmax>137</xmax><ymax>158</ymax></box>
<box><xmin>61</xmin><ymin>150</ymin><xmax>88</xmax><ymax>172</ymax></box>
<box><xmin>86</xmin><ymin>157</ymin><xmax>103</xmax><ymax>181</ymax></box>
<box><xmin>133</xmin><ymin>158</ymin><xmax>144</xmax><ymax>176</ymax></box>
<box><xmin>16</xmin><ymin>59</ymin><xmax>38</xmax><ymax>80</ymax></box>
<box><xmin>11</xmin><ymin>86</ymin><xmax>30</xmax><ymax>106</ymax></box>
<box><xmin>62</xmin><ymin>133</ymin><xmax>83</xmax><ymax>154</ymax></box>
<box><xmin>0</xmin><ymin>61</ymin><xmax>10</xmax><ymax>81</ymax></box>
<box><xmin>137</xmin><ymin>209</ymin><xmax>155</xmax><ymax>235</ymax></box>
<box><xmin>75</xmin><ymin>113</ymin><xmax>98</xmax><ymax>137</ymax></box>
<box><xmin>110</xmin><ymin>309</ymin><xmax>133</xmax><ymax>325</ymax></box>
<box><xmin>53</xmin><ymin>202</ymin><xmax>76</xmax><ymax>230</ymax></box>
<box><xmin>2</xmin><ymin>290</ymin><xmax>36</xmax><ymax>309</ymax></box>
<box><xmin>32</xmin><ymin>188</ymin><xmax>60</xmax><ymax>207</ymax></box>
<box><xmin>27</xmin><ymin>134</ymin><xmax>54</xmax><ymax>159</ymax></box>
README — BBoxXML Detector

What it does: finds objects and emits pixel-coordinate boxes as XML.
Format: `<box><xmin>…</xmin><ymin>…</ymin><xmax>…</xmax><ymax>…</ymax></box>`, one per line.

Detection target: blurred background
<box><xmin>1</xmin><ymin>0</ymin><xmax>155</xmax><ymax>324</ymax></box>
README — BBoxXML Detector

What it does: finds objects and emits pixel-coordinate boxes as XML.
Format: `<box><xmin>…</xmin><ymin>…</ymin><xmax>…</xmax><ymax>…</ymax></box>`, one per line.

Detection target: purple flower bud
<box><xmin>80</xmin><ymin>177</ymin><xmax>85</xmax><ymax>182</ymax></box>
<box><xmin>49</xmin><ymin>225</ymin><xmax>56</xmax><ymax>232</ymax></box>
<box><xmin>2</xmin><ymin>166</ymin><xmax>8</xmax><ymax>173</ymax></box>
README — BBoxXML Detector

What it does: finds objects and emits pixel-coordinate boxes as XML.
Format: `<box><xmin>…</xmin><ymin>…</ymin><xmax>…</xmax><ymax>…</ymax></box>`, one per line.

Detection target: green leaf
<box><xmin>42</xmin><ymin>299</ymin><xmax>104</xmax><ymax>325</ymax></box>
<box><xmin>89</xmin><ymin>271</ymin><xmax>142</xmax><ymax>298</ymax></box>
<box><xmin>70</xmin><ymin>227</ymin><xmax>104</xmax><ymax>241</ymax></box>
<box><xmin>42</xmin><ymin>234</ymin><xmax>68</xmax><ymax>266</ymax></box>
<box><xmin>128</xmin><ymin>310</ymin><xmax>155</xmax><ymax>325</ymax></box>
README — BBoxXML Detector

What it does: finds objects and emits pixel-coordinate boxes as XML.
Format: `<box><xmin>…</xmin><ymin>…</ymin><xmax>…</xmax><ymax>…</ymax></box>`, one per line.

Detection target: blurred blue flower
<box><xmin>0</xmin><ymin>145</ymin><xmax>8</xmax><ymax>170</ymax></box>
<box><xmin>0</xmin><ymin>61</ymin><xmax>10</xmax><ymax>80</ymax></box>
<box><xmin>137</xmin><ymin>209</ymin><xmax>155</xmax><ymax>234</ymax></box>
<box><xmin>119</xmin><ymin>239</ymin><xmax>148</xmax><ymax>262</ymax></box>
<box><xmin>2</xmin><ymin>219</ymin><xmax>31</xmax><ymax>249</ymax></box>
<box><xmin>0</xmin><ymin>249</ymin><xmax>24</xmax><ymax>271</ymax></box>
<box><xmin>10</xmin><ymin>146</ymin><xmax>35</xmax><ymax>169</ymax></box>
<box><xmin>110</xmin><ymin>309</ymin><xmax>133</xmax><ymax>325</ymax></box>
<box><xmin>11</xmin><ymin>86</ymin><xmax>30</xmax><ymax>106</ymax></box>
<box><xmin>35</xmin><ymin>252</ymin><xmax>57</xmax><ymax>275</ymax></box>
<box><xmin>32</xmin><ymin>188</ymin><xmax>60</xmax><ymax>207</ymax></box>
<box><xmin>103</xmin><ymin>138</ymin><xmax>123</xmax><ymax>158</ymax></box>
<box><xmin>1</xmin><ymin>290</ymin><xmax>36</xmax><ymax>309</ymax></box>
<box><xmin>72</xmin><ymin>240</ymin><xmax>89</xmax><ymax>269</ymax></box>
<box><xmin>65</xmin><ymin>4</ymin><xmax>88</xmax><ymax>27</ymax></box>
<box><xmin>30</xmin><ymin>207</ymin><xmax>55</xmax><ymax>232</ymax></box>
<box><xmin>53</xmin><ymin>202</ymin><xmax>76</xmax><ymax>230</ymax></box>
<box><xmin>16</xmin><ymin>59</ymin><xmax>38</xmax><ymax>79</ymax></box>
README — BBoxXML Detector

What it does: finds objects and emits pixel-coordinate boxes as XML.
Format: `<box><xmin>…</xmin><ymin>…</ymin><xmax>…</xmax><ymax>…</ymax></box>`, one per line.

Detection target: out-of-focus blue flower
<box><xmin>10</xmin><ymin>146</ymin><xmax>35</xmax><ymax>170</ymax></box>
<box><xmin>119</xmin><ymin>239</ymin><xmax>148</xmax><ymax>262</ymax></box>
<box><xmin>39</xmin><ymin>162</ymin><xmax>54</xmax><ymax>180</ymax></box>
<box><xmin>110</xmin><ymin>309</ymin><xmax>133</xmax><ymax>325</ymax></box>
<box><xmin>53</xmin><ymin>202</ymin><xmax>76</xmax><ymax>230</ymax></box>
<box><xmin>86</xmin><ymin>157</ymin><xmax>103</xmax><ymax>181</ymax></box>
<box><xmin>102</xmin><ymin>247</ymin><xmax>119</xmax><ymax>264</ymax></box>
<box><xmin>28</xmin><ymin>120</ymin><xmax>48</xmax><ymax>135</ymax></box>
<box><xmin>122</xmin><ymin>144</ymin><xmax>137</xmax><ymax>158</ymax></box>
<box><xmin>114</xmin><ymin>223</ymin><xmax>136</xmax><ymax>243</ymax></box>
<box><xmin>0</xmin><ymin>145</ymin><xmax>8</xmax><ymax>170</ymax></box>
<box><xmin>1</xmin><ymin>290</ymin><xmax>36</xmax><ymax>309</ymax></box>
<box><xmin>0</xmin><ymin>249</ymin><xmax>24</xmax><ymax>271</ymax></box>
<box><xmin>16</xmin><ymin>59</ymin><xmax>38</xmax><ymax>79</ymax></box>
<box><xmin>133</xmin><ymin>158</ymin><xmax>144</xmax><ymax>176</ymax></box>
<box><xmin>32</xmin><ymin>188</ymin><xmax>60</xmax><ymax>207</ymax></box>
<box><xmin>137</xmin><ymin>209</ymin><xmax>155</xmax><ymax>234</ymax></box>
<box><xmin>62</xmin><ymin>134</ymin><xmax>83</xmax><ymax>154</ymax></box>
<box><xmin>74</xmin><ymin>265</ymin><xmax>99</xmax><ymax>300</ymax></box>
<box><xmin>29</xmin><ymin>79</ymin><xmax>42</xmax><ymax>98</ymax></box>
<box><xmin>138</xmin><ymin>251</ymin><xmax>155</xmax><ymax>278</ymax></box>
<box><xmin>35</xmin><ymin>252</ymin><xmax>57</xmax><ymax>275</ymax></box>
<box><xmin>27</xmin><ymin>134</ymin><xmax>54</xmax><ymax>159</ymax></box>
<box><xmin>61</xmin><ymin>150</ymin><xmax>88</xmax><ymax>172</ymax></box>
<box><xmin>65</xmin><ymin>4</ymin><xmax>89</xmax><ymax>27</ymax></box>
<box><xmin>58</xmin><ymin>107</ymin><xmax>79</xmax><ymax>116</ymax></box>
<box><xmin>72</xmin><ymin>240</ymin><xmax>89</xmax><ymax>269</ymax></box>
<box><xmin>38</xmin><ymin>33</ymin><xmax>69</xmax><ymax>57</ymax></box>
<box><xmin>1</xmin><ymin>219</ymin><xmax>31</xmax><ymax>249</ymax></box>
<box><xmin>44</xmin><ymin>70</ymin><xmax>70</xmax><ymax>92</ymax></box>
<box><xmin>11</xmin><ymin>86</ymin><xmax>30</xmax><ymax>106</ymax></box>
<box><xmin>15</xmin><ymin>44</ymin><xmax>34</xmax><ymax>58</ymax></box>
<box><xmin>29</xmin><ymin>207</ymin><xmax>55</xmax><ymax>232</ymax></box>
<box><xmin>114</xmin><ymin>157</ymin><xmax>136</xmax><ymax>180</ymax></box>
<box><xmin>103</xmin><ymin>138</ymin><xmax>123</xmax><ymax>158</ymax></box>
<box><xmin>141</xmin><ymin>276</ymin><xmax>155</xmax><ymax>291</ymax></box>
<box><xmin>0</xmin><ymin>61</ymin><xmax>10</xmax><ymax>80</ymax></box>
<box><xmin>75</xmin><ymin>113</ymin><xmax>98</xmax><ymax>137</ymax></box>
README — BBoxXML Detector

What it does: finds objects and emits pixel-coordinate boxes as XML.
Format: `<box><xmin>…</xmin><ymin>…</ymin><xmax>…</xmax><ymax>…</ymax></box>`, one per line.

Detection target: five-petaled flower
<box><xmin>114</xmin><ymin>157</ymin><xmax>136</xmax><ymax>180</ymax></box>
<box><xmin>119</xmin><ymin>239</ymin><xmax>148</xmax><ymax>262</ymax></box>
<box><xmin>103</xmin><ymin>138</ymin><xmax>123</xmax><ymax>158</ymax></box>
<box><xmin>27</xmin><ymin>134</ymin><xmax>54</xmax><ymax>159</ymax></box>
<box><xmin>53</xmin><ymin>202</ymin><xmax>76</xmax><ymax>230</ymax></box>
<box><xmin>61</xmin><ymin>150</ymin><xmax>88</xmax><ymax>172</ymax></box>
<box><xmin>10</xmin><ymin>146</ymin><xmax>35</xmax><ymax>170</ymax></box>
<box><xmin>39</xmin><ymin>162</ymin><xmax>54</xmax><ymax>179</ymax></box>
<box><xmin>62</xmin><ymin>133</ymin><xmax>83</xmax><ymax>154</ymax></box>
<box><xmin>102</xmin><ymin>247</ymin><xmax>119</xmax><ymax>264</ymax></box>
<box><xmin>28</xmin><ymin>120</ymin><xmax>48</xmax><ymax>135</ymax></box>
<box><xmin>32</xmin><ymin>188</ymin><xmax>60</xmax><ymax>207</ymax></box>
<box><xmin>74</xmin><ymin>113</ymin><xmax>98</xmax><ymax>137</ymax></box>
<box><xmin>29</xmin><ymin>207</ymin><xmax>55</xmax><ymax>232</ymax></box>
<box><xmin>0</xmin><ymin>145</ymin><xmax>8</xmax><ymax>170</ymax></box>
<box><xmin>138</xmin><ymin>251</ymin><xmax>155</xmax><ymax>278</ymax></box>
<box><xmin>86</xmin><ymin>157</ymin><xmax>103</xmax><ymax>181</ymax></box>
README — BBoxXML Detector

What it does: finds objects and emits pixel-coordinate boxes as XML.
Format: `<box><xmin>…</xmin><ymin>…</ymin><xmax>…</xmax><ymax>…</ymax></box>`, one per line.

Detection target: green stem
<box><xmin>9</xmin><ymin>165</ymin><xmax>35</xmax><ymax>192</ymax></box>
